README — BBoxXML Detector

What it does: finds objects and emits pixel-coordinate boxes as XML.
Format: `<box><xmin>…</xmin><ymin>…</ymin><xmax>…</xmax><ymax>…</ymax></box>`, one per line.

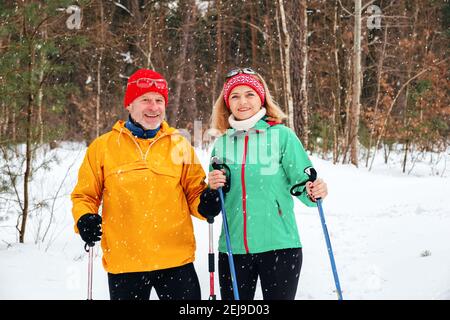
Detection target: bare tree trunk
<box><xmin>289</xmin><ymin>1</ymin><xmax>302</xmax><ymax>138</ymax></box>
<box><xmin>332</xmin><ymin>0</ymin><xmax>341</xmax><ymax>164</ymax></box>
<box><xmin>401</xmin><ymin>1</ymin><xmax>419</xmax><ymax>172</ymax></box>
<box><xmin>263</xmin><ymin>2</ymin><xmax>279</xmax><ymax>98</ymax></box>
<box><xmin>20</xmin><ymin>43</ymin><xmax>35</xmax><ymax>243</ymax></box>
<box><xmin>184</xmin><ymin>2</ymin><xmax>198</xmax><ymax>128</ymax></box>
<box><xmin>332</xmin><ymin>91</ymin><xmax>338</xmax><ymax>163</ymax></box>
<box><xmin>239</xmin><ymin>11</ymin><xmax>246</xmax><ymax>65</ymax></box>
<box><xmin>169</xmin><ymin>0</ymin><xmax>195</xmax><ymax>126</ymax></box>
<box><xmin>384</xmin><ymin>142</ymin><xmax>391</xmax><ymax>164</ymax></box>
<box><xmin>0</xmin><ymin>104</ymin><xmax>4</xmax><ymax>140</ymax></box>
<box><xmin>275</xmin><ymin>4</ymin><xmax>287</xmax><ymax>111</ymax></box>
<box><xmin>249</xmin><ymin>1</ymin><xmax>257</xmax><ymax>64</ymax></box>
<box><xmin>21</xmin><ymin>103</ymin><xmax>32</xmax><ymax>243</ymax></box>
<box><xmin>12</xmin><ymin>57</ymin><xmax>20</xmax><ymax>144</ymax></box>
<box><xmin>130</xmin><ymin>0</ymin><xmax>142</xmax><ymax>26</ymax></box>
<box><xmin>96</xmin><ymin>0</ymin><xmax>105</xmax><ymax>138</ymax></box>
<box><xmin>213</xmin><ymin>0</ymin><xmax>223</xmax><ymax>103</ymax></box>
<box><xmin>402</xmin><ymin>139</ymin><xmax>409</xmax><ymax>173</ymax></box>
<box><xmin>96</xmin><ymin>55</ymin><xmax>102</xmax><ymax>138</ymax></box>
<box><xmin>299</xmin><ymin>0</ymin><xmax>309</xmax><ymax>146</ymax></box>
<box><xmin>0</xmin><ymin>103</ymin><xmax>5</xmax><ymax>140</ymax></box>
<box><xmin>12</xmin><ymin>107</ymin><xmax>16</xmax><ymax>143</ymax></box>
<box><xmin>341</xmin><ymin>52</ymin><xmax>353</xmax><ymax>164</ymax></box>
<box><xmin>37</xmin><ymin>24</ymin><xmax>47</xmax><ymax>145</ymax></box>
<box><xmin>366</xmin><ymin>23</ymin><xmax>388</xmax><ymax>167</ymax></box>
<box><xmin>146</xmin><ymin>11</ymin><xmax>155</xmax><ymax>69</ymax></box>
<box><xmin>350</xmin><ymin>0</ymin><xmax>362</xmax><ymax>166</ymax></box>
<box><xmin>37</xmin><ymin>69</ymin><xmax>44</xmax><ymax>144</ymax></box>
<box><xmin>278</xmin><ymin>0</ymin><xmax>294</xmax><ymax>130</ymax></box>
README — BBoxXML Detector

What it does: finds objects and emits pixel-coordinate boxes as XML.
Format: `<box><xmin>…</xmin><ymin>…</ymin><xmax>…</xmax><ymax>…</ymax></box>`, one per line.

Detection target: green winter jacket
<box><xmin>210</xmin><ymin>119</ymin><xmax>317</xmax><ymax>254</ymax></box>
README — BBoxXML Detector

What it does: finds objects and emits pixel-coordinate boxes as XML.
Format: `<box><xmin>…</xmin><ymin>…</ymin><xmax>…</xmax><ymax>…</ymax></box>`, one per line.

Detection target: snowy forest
<box><xmin>1</xmin><ymin>0</ymin><xmax>448</xmax><ymax>155</ymax></box>
<box><xmin>0</xmin><ymin>0</ymin><xmax>449</xmax><ymax>301</ymax></box>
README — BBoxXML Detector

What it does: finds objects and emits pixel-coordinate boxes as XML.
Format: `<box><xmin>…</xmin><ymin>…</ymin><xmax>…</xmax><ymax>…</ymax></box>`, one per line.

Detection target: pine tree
<box><xmin>0</xmin><ymin>0</ymin><xmax>87</xmax><ymax>243</ymax></box>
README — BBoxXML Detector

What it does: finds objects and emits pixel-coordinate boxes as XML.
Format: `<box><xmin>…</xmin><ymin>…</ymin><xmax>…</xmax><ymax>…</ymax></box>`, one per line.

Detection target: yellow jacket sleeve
<box><xmin>71</xmin><ymin>138</ymin><xmax>104</xmax><ymax>233</ymax></box>
<box><xmin>180</xmin><ymin>142</ymin><xmax>207</xmax><ymax>221</ymax></box>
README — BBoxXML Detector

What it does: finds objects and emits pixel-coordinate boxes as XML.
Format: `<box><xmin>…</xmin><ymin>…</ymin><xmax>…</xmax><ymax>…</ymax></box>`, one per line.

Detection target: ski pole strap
<box><xmin>290</xmin><ymin>167</ymin><xmax>317</xmax><ymax>196</ymax></box>
<box><xmin>290</xmin><ymin>181</ymin><xmax>307</xmax><ymax>196</ymax></box>
<box><xmin>211</xmin><ymin>157</ymin><xmax>231</xmax><ymax>193</ymax></box>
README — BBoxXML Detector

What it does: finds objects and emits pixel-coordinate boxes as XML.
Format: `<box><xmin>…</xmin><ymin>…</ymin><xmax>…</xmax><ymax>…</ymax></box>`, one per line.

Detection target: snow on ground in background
<box><xmin>0</xmin><ymin>143</ymin><xmax>449</xmax><ymax>299</ymax></box>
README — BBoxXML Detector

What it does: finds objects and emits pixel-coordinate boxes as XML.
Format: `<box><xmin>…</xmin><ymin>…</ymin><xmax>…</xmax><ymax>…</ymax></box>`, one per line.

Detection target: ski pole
<box><xmin>211</xmin><ymin>157</ymin><xmax>240</xmax><ymax>300</ymax></box>
<box><xmin>84</xmin><ymin>242</ymin><xmax>94</xmax><ymax>300</ymax></box>
<box><xmin>308</xmin><ymin>168</ymin><xmax>343</xmax><ymax>300</ymax></box>
<box><xmin>207</xmin><ymin>216</ymin><xmax>216</xmax><ymax>300</ymax></box>
<box><xmin>217</xmin><ymin>187</ymin><xmax>240</xmax><ymax>300</ymax></box>
<box><xmin>316</xmin><ymin>198</ymin><xmax>343</xmax><ymax>300</ymax></box>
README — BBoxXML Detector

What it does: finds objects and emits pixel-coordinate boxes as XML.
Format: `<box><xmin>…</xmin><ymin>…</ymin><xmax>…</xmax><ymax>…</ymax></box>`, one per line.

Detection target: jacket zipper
<box><xmin>123</xmin><ymin>129</ymin><xmax>171</xmax><ymax>161</ymax></box>
<box><xmin>241</xmin><ymin>134</ymin><xmax>250</xmax><ymax>254</ymax></box>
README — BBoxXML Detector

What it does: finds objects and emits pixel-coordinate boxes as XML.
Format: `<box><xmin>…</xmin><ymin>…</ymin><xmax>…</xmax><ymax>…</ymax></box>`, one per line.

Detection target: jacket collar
<box><xmin>113</xmin><ymin>120</ymin><xmax>176</xmax><ymax>138</ymax></box>
<box><xmin>125</xmin><ymin>115</ymin><xmax>160</xmax><ymax>139</ymax></box>
<box><xmin>225</xmin><ymin>119</ymin><xmax>270</xmax><ymax>138</ymax></box>
<box><xmin>228</xmin><ymin>108</ymin><xmax>266</xmax><ymax>131</ymax></box>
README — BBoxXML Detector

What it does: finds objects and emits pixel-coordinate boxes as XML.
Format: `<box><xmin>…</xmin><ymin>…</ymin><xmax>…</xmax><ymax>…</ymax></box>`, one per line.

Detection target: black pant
<box><xmin>219</xmin><ymin>248</ymin><xmax>302</xmax><ymax>300</ymax></box>
<box><xmin>108</xmin><ymin>263</ymin><xmax>201</xmax><ymax>300</ymax></box>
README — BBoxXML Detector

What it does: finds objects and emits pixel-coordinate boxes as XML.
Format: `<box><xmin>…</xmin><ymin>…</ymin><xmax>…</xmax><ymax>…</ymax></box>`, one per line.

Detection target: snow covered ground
<box><xmin>0</xmin><ymin>142</ymin><xmax>449</xmax><ymax>300</ymax></box>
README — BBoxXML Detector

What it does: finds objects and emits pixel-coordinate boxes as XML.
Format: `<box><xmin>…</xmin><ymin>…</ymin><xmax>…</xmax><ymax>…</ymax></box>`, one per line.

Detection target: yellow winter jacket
<box><xmin>71</xmin><ymin>120</ymin><xmax>207</xmax><ymax>274</ymax></box>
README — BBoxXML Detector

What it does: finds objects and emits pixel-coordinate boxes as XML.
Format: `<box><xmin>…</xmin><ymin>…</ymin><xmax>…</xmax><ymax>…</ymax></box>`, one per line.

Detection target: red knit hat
<box><xmin>124</xmin><ymin>69</ymin><xmax>169</xmax><ymax>108</ymax></box>
<box><xmin>223</xmin><ymin>73</ymin><xmax>265</xmax><ymax>109</ymax></box>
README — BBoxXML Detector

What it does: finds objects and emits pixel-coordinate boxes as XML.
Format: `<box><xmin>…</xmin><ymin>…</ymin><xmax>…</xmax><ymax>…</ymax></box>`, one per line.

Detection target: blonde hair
<box><xmin>210</xmin><ymin>73</ymin><xmax>287</xmax><ymax>134</ymax></box>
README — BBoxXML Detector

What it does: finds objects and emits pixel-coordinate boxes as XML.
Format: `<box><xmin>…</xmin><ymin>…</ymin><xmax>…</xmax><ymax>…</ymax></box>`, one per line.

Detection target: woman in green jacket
<box><xmin>198</xmin><ymin>67</ymin><xmax>328</xmax><ymax>300</ymax></box>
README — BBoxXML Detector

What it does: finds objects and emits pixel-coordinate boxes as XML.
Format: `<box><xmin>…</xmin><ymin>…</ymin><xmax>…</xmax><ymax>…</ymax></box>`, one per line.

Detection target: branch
<box><xmin>29</xmin><ymin>16</ymin><xmax>52</xmax><ymax>41</ymax></box>
<box><xmin>113</xmin><ymin>2</ymin><xmax>133</xmax><ymax>16</ymax></box>
<box><xmin>237</xmin><ymin>19</ymin><xmax>269</xmax><ymax>40</ymax></box>
<box><xmin>0</xmin><ymin>145</ymin><xmax>24</xmax><ymax>212</ymax></box>
<box><xmin>338</xmin><ymin>0</ymin><xmax>353</xmax><ymax>16</ymax></box>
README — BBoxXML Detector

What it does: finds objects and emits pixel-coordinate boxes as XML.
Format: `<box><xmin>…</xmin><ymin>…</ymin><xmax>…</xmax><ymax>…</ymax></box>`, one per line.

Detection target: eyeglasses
<box><xmin>127</xmin><ymin>78</ymin><xmax>167</xmax><ymax>89</ymax></box>
<box><xmin>225</xmin><ymin>67</ymin><xmax>257</xmax><ymax>79</ymax></box>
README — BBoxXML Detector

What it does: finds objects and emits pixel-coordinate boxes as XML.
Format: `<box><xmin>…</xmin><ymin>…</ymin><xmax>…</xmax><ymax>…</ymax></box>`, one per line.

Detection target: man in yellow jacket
<box><xmin>71</xmin><ymin>69</ymin><xmax>213</xmax><ymax>300</ymax></box>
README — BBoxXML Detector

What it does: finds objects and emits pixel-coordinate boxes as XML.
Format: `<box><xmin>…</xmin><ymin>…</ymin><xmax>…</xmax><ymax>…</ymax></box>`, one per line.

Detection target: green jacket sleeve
<box><xmin>280</xmin><ymin>126</ymin><xmax>317</xmax><ymax>207</ymax></box>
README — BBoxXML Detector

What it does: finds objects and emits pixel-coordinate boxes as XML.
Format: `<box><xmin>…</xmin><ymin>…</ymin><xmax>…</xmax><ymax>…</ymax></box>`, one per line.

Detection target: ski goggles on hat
<box><xmin>127</xmin><ymin>78</ymin><xmax>167</xmax><ymax>89</ymax></box>
<box><xmin>225</xmin><ymin>67</ymin><xmax>257</xmax><ymax>79</ymax></box>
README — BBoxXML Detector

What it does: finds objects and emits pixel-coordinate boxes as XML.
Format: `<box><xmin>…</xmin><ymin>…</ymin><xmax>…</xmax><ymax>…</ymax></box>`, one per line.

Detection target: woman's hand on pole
<box><xmin>306</xmin><ymin>178</ymin><xmax>328</xmax><ymax>200</ymax></box>
<box><xmin>208</xmin><ymin>169</ymin><xmax>227</xmax><ymax>190</ymax></box>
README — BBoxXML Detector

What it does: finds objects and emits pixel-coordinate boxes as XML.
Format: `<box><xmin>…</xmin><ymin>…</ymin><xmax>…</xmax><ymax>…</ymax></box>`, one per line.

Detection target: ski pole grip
<box><xmin>211</xmin><ymin>156</ymin><xmax>231</xmax><ymax>193</ymax></box>
<box><xmin>211</xmin><ymin>156</ymin><xmax>221</xmax><ymax>171</ymax></box>
<box><xmin>306</xmin><ymin>167</ymin><xmax>318</xmax><ymax>182</ymax></box>
<box><xmin>84</xmin><ymin>242</ymin><xmax>94</xmax><ymax>252</ymax></box>
<box><xmin>307</xmin><ymin>168</ymin><xmax>322</xmax><ymax>201</ymax></box>
<box><xmin>290</xmin><ymin>167</ymin><xmax>318</xmax><ymax>196</ymax></box>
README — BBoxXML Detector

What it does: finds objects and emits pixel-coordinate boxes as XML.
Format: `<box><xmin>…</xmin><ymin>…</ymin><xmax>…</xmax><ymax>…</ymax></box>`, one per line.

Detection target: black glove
<box><xmin>77</xmin><ymin>213</ymin><xmax>102</xmax><ymax>245</ymax></box>
<box><xmin>198</xmin><ymin>188</ymin><xmax>222</xmax><ymax>222</ymax></box>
